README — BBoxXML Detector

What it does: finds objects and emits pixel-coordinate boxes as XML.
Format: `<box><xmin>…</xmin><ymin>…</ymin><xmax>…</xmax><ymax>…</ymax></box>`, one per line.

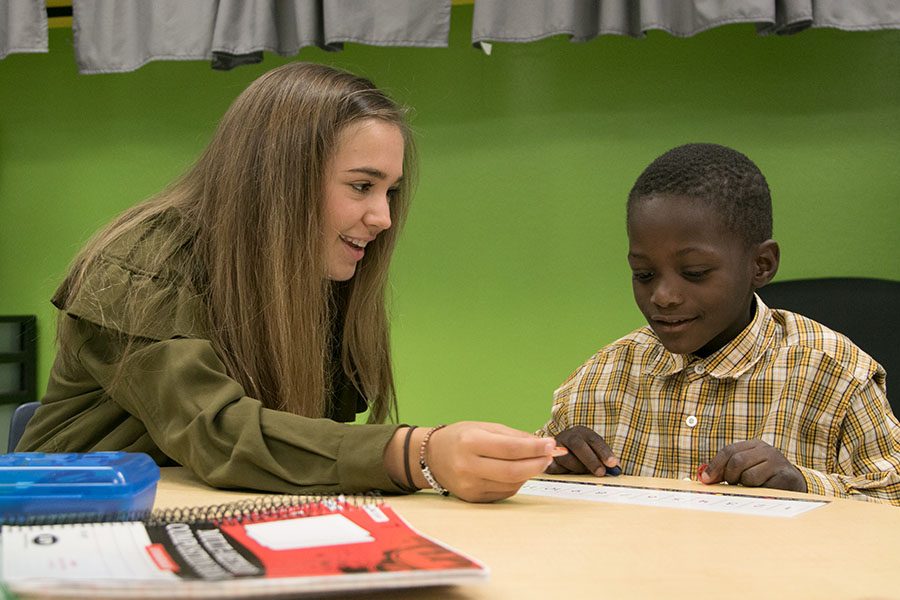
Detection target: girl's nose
<box><xmin>364</xmin><ymin>195</ymin><xmax>392</xmax><ymax>232</ymax></box>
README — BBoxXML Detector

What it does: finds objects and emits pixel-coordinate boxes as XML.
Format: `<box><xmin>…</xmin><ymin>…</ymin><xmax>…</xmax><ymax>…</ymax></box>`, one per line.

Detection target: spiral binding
<box><xmin>1</xmin><ymin>492</ymin><xmax>383</xmax><ymax>527</ymax></box>
<box><xmin>147</xmin><ymin>492</ymin><xmax>384</xmax><ymax>526</ymax></box>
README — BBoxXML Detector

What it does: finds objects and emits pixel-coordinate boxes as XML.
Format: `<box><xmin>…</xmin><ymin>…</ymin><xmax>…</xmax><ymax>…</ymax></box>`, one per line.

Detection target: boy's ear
<box><xmin>751</xmin><ymin>239</ymin><xmax>780</xmax><ymax>288</ymax></box>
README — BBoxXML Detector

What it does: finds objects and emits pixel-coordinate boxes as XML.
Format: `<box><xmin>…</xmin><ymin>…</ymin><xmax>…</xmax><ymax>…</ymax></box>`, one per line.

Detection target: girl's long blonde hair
<box><xmin>56</xmin><ymin>62</ymin><xmax>415</xmax><ymax>422</ymax></box>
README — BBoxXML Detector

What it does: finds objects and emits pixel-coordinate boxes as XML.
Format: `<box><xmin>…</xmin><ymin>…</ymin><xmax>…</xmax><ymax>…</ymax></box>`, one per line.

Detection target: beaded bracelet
<box><xmin>418</xmin><ymin>425</ymin><xmax>449</xmax><ymax>496</ymax></box>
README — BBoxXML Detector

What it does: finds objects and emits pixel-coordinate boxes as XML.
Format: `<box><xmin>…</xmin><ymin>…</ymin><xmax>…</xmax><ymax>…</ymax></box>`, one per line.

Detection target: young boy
<box><xmin>540</xmin><ymin>143</ymin><xmax>900</xmax><ymax>505</ymax></box>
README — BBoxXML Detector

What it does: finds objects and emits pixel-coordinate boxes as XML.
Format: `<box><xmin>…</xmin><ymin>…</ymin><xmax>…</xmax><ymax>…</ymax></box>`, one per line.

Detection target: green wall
<box><xmin>1</xmin><ymin>7</ymin><xmax>898</xmax><ymax>444</ymax></box>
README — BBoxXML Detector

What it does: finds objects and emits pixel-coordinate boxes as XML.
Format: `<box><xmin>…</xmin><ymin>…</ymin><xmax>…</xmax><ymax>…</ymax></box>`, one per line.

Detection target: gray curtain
<box><xmin>471</xmin><ymin>0</ymin><xmax>900</xmax><ymax>45</ymax></box>
<box><xmin>0</xmin><ymin>0</ymin><xmax>48</xmax><ymax>60</ymax></box>
<box><xmin>72</xmin><ymin>0</ymin><xmax>451</xmax><ymax>74</ymax></box>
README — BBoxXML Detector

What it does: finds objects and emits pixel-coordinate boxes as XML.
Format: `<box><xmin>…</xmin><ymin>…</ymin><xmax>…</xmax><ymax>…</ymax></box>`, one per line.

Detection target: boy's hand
<box><xmin>546</xmin><ymin>426</ymin><xmax>620</xmax><ymax>477</ymax></box>
<box><xmin>700</xmin><ymin>440</ymin><xmax>807</xmax><ymax>492</ymax></box>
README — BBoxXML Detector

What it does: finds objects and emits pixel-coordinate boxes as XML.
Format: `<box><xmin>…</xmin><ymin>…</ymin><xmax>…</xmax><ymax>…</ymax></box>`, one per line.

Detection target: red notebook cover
<box><xmin>2</xmin><ymin>496</ymin><xmax>488</xmax><ymax>598</ymax></box>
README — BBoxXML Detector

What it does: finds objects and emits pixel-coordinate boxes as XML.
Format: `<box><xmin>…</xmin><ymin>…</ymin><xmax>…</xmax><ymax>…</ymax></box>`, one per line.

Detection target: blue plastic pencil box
<box><xmin>0</xmin><ymin>452</ymin><xmax>160</xmax><ymax>524</ymax></box>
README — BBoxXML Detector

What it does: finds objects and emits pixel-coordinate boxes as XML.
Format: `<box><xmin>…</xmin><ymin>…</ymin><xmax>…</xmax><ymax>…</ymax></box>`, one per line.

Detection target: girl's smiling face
<box><xmin>627</xmin><ymin>194</ymin><xmax>764</xmax><ymax>357</ymax></box>
<box><xmin>323</xmin><ymin>119</ymin><xmax>404</xmax><ymax>281</ymax></box>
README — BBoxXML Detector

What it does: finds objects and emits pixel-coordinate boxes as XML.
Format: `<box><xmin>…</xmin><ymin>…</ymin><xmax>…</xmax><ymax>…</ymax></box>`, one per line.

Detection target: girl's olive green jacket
<box><xmin>17</xmin><ymin>220</ymin><xmax>404</xmax><ymax>495</ymax></box>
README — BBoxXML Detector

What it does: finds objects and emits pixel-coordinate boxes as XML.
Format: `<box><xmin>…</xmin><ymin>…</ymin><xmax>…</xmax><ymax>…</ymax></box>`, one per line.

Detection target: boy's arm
<box><xmin>798</xmin><ymin>377</ymin><xmax>900</xmax><ymax>506</ymax></box>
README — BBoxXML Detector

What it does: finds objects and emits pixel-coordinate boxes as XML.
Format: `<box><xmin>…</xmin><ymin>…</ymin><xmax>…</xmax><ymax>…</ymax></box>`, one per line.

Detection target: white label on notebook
<box><xmin>243</xmin><ymin>514</ymin><xmax>373</xmax><ymax>550</ymax></box>
<box><xmin>362</xmin><ymin>505</ymin><xmax>389</xmax><ymax>523</ymax></box>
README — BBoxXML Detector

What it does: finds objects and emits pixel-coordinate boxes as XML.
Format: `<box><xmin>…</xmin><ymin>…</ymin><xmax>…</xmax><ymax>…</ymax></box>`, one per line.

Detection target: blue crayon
<box><xmin>605</xmin><ymin>465</ymin><xmax>622</xmax><ymax>477</ymax></box>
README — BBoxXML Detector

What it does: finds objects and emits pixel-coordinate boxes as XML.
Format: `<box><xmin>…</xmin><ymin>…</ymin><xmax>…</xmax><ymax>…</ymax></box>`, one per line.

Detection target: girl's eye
<box><xmin>632</xmin><ymin>271</ymin><xmax>653</xmax><ymax>282</ymax></box>
<box><xmin>351</xmin><ymin>182</ymin><xmax>373</xmax><ymax>193</ymax></box>
<box><xmin>387</xmin><ymin>187</ymin><xmax>400</xmax><ymax>199</ymax></box>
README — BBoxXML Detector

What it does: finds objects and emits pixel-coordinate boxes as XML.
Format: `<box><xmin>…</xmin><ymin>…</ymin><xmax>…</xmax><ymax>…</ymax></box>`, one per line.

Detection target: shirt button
<box><xmin>685</xmin><ymin>415</ymin><xmax>698</xmax><ymax>427</ymax></box>
<box><xmin>693</xmin><ymin>364</ymin><xmax>706</xmax><ymax>375</ymax></box>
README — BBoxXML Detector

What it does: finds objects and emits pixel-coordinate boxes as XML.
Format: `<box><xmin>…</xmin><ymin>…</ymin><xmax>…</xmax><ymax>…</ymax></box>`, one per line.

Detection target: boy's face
<box><xmin>627</xmin><ymin>195</ymin><xmax>760</xmax><ymax>357</ymax></box>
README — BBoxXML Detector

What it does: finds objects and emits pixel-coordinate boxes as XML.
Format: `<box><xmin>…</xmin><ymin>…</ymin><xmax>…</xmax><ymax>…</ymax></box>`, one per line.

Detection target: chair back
<box><xmin>758</xmin><ymin>277</ymin><xmax>900</xmax><ymax>417</ymax></box>
<box><xmin>7</xmin><ymin>401</ymin><xmax>40</xmax><ymax>453</ymax></box>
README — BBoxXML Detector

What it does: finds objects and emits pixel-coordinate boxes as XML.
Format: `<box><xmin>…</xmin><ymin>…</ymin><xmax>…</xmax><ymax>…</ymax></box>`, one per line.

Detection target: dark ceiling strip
<box><xmin>47</xmin><ymin>6</ymin><xmax>73</xmax><ymax>18</ymax></box>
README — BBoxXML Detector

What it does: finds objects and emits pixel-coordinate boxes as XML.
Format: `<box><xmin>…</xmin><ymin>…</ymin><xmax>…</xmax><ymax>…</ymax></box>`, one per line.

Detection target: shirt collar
<box><xmin>644</xmin><ymin>294</ymin><xmax>774</xmax><ymax>379</ymax></box>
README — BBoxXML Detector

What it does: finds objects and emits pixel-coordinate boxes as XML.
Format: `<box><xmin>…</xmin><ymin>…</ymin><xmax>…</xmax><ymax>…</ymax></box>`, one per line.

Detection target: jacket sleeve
<box><xmin>76</xmin><ymin>319</ymin><xmax>404</xmax><ymax>495</ymax></box>
<box><xmin>798</xmin><ymin>372</ymin><xmax>900</xmax><ymax>506</ymax></box>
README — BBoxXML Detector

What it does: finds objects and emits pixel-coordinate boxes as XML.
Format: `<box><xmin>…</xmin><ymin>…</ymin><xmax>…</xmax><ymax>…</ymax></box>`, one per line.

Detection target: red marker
<box><xmin>696</xmin><ymin>463</ymin><xmax>709</xmax><ymax>481</ymax></box>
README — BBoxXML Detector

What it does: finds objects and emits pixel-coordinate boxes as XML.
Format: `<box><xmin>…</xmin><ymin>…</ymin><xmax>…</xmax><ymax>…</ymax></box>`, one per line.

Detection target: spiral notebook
<box><xmin>0</xmin><ymin>495</ymin><xmax>488</xmax><ymax>598</ymax></box>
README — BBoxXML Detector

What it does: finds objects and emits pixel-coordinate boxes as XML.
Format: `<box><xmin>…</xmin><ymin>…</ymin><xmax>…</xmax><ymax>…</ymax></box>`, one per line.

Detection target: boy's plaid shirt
<box><xmin>539</xmin><ymin>296</ymin><xmax>900</xmax><ymax>505</ymax></box>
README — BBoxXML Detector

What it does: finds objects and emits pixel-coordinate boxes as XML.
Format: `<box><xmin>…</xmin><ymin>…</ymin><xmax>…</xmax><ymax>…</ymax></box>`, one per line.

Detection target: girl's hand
<box><xmin>416</xmin><ymin>422</ymin><xmax>564</xmax><ymax>503</ymax></box>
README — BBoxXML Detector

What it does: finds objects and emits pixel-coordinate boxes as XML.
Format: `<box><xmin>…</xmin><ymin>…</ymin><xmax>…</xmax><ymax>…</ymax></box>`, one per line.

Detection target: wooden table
<box><xmin>156</xmin><ymin>468</ymin><xmax>900</xmax><ymax>600</ymax></box>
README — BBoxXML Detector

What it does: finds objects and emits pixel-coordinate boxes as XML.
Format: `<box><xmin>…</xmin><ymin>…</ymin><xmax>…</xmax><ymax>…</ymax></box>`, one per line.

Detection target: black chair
<box><xmin>758</xmin><ymin>277</ymin><xmax>900</xmax><ymax>417</ymax></box>
<box><xmin>7</xmin><ymin>401</ymin><xmax>40</xmax><ymax>453</ymax></box>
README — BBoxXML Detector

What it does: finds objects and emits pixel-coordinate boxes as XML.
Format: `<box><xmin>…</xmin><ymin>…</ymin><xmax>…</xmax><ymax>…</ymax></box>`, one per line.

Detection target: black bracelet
<box><xmin>401</xmin><ymin>426</ymin><xmax>418</xmax><ymax>493</ymax></box>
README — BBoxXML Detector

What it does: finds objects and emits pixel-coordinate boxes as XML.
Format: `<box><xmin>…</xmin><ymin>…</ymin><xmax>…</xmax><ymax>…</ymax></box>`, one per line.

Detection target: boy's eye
<box><xmin>632</xmin><ymin>271</ymin><xmax>654</xmax><ymax>282</ymax></box>
<box><xmin>683</xmin><ymin>270</ymin><xmax>709</xmax><ymax>280</ymax></box>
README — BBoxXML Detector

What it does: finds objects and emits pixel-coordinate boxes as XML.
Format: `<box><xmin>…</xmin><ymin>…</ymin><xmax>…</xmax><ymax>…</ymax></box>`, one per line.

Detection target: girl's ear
<box><xmin>752</xmin><ymin>239</ymin><xmax>780</xmax><ymax>288</ymax></box>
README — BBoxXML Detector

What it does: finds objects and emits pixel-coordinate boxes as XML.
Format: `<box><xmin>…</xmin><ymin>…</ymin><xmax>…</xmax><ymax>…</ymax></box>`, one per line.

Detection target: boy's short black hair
<box><xmin>627</xmin><ymin>143</ymin><xmax>773</xmax><ymax>246</ymax></box>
